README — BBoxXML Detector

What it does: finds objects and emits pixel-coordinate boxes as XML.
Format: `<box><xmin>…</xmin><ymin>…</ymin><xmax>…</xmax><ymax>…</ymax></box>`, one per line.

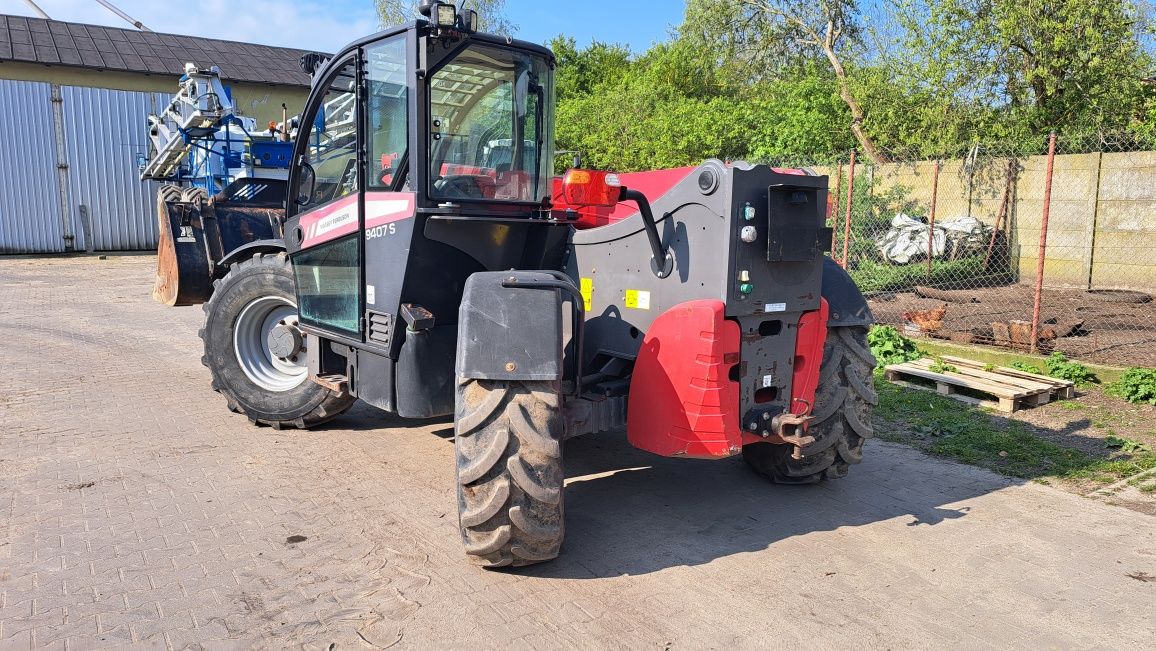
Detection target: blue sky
<box><xmin>2</xmin><ymin>0</ymin><xmax>685</xmax><ymax>53</ymax></box>
<box><xmin>506</xmin><ymin>0</ymin><xmax>685</xmax><ymax>52</ymax></box>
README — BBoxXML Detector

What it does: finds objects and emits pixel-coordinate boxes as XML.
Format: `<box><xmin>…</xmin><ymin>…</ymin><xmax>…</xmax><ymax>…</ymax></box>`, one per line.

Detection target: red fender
<box><xmin>627</xmin><ymin>300</ymin><xmax>742</xmax><ymax>458</ymax></box>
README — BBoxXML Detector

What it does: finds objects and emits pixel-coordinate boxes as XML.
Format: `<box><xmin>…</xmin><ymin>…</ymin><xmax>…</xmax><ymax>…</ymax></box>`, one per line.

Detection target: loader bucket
<box><xmin>153</xmin><ymin>192</ymin><xmax>284</xmax><ymax>306</ymax></box>
<box><xmin>153</xmin><ymin>198</ymin><xmax>213</xmax><ymax>306</ymax></box>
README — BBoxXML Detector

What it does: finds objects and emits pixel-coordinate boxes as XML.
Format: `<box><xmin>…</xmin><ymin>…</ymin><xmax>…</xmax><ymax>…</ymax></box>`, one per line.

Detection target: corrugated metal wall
<box><xmin>0</xmin><ymin>80</ymin><xmax>65</xmax><ymax>253</ymax></box>
<box><xmin>61</xmin><ymin>87</ymin><xmax>169</xmax><ymax>251</ymax></box>
<box><xmin>0</xmin><ymin>80</ymin><xmax>169</xmax><ymax>253</ymax></box>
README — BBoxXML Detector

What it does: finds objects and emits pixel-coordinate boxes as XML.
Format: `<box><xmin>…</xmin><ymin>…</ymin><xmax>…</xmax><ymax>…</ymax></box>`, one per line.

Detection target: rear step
<box><xmin>311</xmin><ymin>374</ymin><xmax>350</xmax><ymax>394</ymax></box>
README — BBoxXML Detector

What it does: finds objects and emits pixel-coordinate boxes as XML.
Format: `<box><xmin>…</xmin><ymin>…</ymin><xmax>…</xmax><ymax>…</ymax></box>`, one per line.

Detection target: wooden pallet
<box><xmin>884</xmin><ymin>356</ymin><xmax>1075</xmax><ymax>412</ymax></box>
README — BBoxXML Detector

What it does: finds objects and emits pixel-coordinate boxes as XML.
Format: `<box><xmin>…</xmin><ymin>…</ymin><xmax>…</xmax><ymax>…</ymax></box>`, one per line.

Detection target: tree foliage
<box><xmin>906</xmin><ymin>0</ymin><xmax>1154</xmax><ymax>135</ymax></box>
<box><xmin>682</xmin><ymin>0</ymin><xmax>888</xmax><ymax>162</ymax></box>
<box><xmin>548</xmin><ymin>0</ymin><xmax>1154</xmax><ymax>172</ymax></box>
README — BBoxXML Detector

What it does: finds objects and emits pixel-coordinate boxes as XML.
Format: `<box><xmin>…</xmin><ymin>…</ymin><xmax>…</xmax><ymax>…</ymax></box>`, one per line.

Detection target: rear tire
<box><xmin>158</xmin><ymin>184</ymin><xmax>183</xmax><ymax>204</ymax></box>
<box><xmin>182</xmin><ymin>187</ymin><xmax>209</xmax><ymax>203</ymax></box>
<box><xmin>200</xmin><ymin>251</ymin><xmax>355</xmax><ymax>429</ymax></box>
<box><xmin>455</xmin><ymin>378</ymin><xmax>564</xmax><ymax>568</ymax></box>
<box><xmin>743</xmin><ymin>325</ymin><xmax>877</xmax><ymax>483</ymax></box>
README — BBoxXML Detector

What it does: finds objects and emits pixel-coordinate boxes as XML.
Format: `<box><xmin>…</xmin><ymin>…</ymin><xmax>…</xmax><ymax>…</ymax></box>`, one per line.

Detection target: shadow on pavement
<box><xmin>314</xmin><ymin>390</ymin><xmax>1082</xmax><ymax>578</ymax></box>
<box><xmin>521</xmin><ymin>431</ymin><xmax>997</xmax><ymax>579</ymax></box>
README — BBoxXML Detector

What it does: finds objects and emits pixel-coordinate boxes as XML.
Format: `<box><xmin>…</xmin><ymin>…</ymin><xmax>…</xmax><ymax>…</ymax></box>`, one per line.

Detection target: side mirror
<box><xmin>561</xmin><ymin>169</ymin><xmax>622</xmax><ymax>207</ymax></box>
<box><xmin>296</xmin><ymin>160</ymin><xmax>316</xmax><ymax>205</ymax></box>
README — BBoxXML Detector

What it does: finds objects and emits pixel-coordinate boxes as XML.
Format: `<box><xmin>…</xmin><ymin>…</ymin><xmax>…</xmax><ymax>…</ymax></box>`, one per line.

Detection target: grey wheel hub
<box><xmin>268</xmin><ymin>323</ymin><xmax>303</xmax><ymax>360</ymax></box>
<box><xmin>233</xmin><ymin>296</ymin><xmax>308</xmax><ymax>392</ymax></box>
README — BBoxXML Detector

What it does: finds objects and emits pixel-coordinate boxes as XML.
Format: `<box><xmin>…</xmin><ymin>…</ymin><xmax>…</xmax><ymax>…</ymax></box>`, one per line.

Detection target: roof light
<box><xmin>464</xmin><ymin>9</ymin><xmax>479</xmax><ymax>33</ymax></box>
<box><xmin>435</xmin><ymin>2</ymin><xmax>457</xmax><ymax>27</ymax></box>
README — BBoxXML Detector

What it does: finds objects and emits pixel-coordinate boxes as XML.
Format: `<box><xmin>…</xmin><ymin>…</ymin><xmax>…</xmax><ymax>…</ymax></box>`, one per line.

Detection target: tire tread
<box><xmin>742</xmin><ymin>325</ymin><xmax>876</xmax><ymax>483</ymax></box>
<box><xmin>200</xmin><ymin>252</ymin><xmax>355</xmax><ymax>429</ymax></box>
<box><xmin>456</xmin><ymin>379</ymin><xmax>564</xmax><ymax>568</ymax></box>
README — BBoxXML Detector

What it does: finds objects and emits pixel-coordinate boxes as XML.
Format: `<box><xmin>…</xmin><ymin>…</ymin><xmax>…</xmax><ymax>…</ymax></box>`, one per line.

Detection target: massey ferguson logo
<box><xmin>304</xmin><ymin>210</ymin><xmax>355</xmax><ymax>242</ymax></box>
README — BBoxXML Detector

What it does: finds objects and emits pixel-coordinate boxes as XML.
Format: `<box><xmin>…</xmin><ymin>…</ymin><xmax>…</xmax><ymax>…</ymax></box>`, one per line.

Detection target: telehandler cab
<box><xmin>152</xmin><ymin>2</ymin><xmax>876</xmax><ymax>567</ymax></box>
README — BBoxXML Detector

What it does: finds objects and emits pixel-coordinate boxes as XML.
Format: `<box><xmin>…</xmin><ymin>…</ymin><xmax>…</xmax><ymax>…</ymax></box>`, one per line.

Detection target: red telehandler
<box><xmin>152</xmin><ymin>2</ymin><xmax>876</xmax><ymax>567</ymax></box>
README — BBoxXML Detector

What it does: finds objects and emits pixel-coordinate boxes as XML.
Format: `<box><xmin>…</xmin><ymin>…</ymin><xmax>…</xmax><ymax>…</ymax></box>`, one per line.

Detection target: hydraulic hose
<box><xmin>620</xmin><ymin>188</ymin><xmax>669</xmax><ymax>276</ymax></box>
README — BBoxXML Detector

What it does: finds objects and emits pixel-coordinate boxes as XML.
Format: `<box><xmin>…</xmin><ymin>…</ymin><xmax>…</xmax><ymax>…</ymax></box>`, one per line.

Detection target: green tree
<box><xmin>683</xmin><ymin>0</ymin><xmax>889</xmax><ymax>163</ymax></box>
<box><xmin>896</xmin><ymin>0</ymin><xmax>1155</xmax><ymax>137</ymax></box>
<box><xmin>548</xmin><ymin>36</ymin><xmax>632</xmax><ymax>102</ymax></box>
<box><xmin>376</xmin><ymin>0</ymin><xmax>516</xmax><ymax>35</ymax></box>
<box><xmin>554</xmin><ymin>39</ymin><xmax>754</xmax><ymax>171</ymax></box>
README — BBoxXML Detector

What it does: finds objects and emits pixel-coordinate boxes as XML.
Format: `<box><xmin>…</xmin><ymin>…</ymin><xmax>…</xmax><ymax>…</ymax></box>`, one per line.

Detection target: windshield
<box><xmin>428</xmin><ymin>44</ymin><xmax>554</xmax><ymax>203</ymax></box>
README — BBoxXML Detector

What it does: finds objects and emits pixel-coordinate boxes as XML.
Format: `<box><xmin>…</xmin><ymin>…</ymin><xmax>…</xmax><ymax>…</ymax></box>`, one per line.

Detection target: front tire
<box><xmin>455</xmin><ymin>378</ymin><xmax>565</xmax><ymax>568</ymax></box>
<box><xmin>200</xmin><ymin>251</ymin><xmax>355</xmax><ymax>428</ymax></box>
<box><xmin>743</xmin><ymin>325</ymin><xmax>877</xmax><ymax>483</ymax></box>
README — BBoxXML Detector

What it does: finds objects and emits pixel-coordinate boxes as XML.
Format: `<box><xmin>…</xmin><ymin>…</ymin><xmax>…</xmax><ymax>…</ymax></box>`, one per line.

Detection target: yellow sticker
<box><xmin>580</xmin><ymin>277</ymin><xmax>593</xmax><ymax>312</ymax></box>
<box><xmin>624</xmin><ymin>289</ymin><xmax>651</xmax><ymax>310</ymax></box>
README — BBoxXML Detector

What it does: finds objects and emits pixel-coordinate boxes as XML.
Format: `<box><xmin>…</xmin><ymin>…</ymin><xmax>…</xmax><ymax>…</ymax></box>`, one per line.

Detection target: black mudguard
<box><xmin>456</xmin><ymin>271</ymin><xmax>566</xmax><ymax>382</ymax></box>
<box><xmin>821</xmin><ymin>257</ymin><xmax>874</xmax><ymax>327</ymax></box>
<box><xmin>218</xmin><ymin>239</ymin><xmax>287</xmax><ymax>268</ymax></box>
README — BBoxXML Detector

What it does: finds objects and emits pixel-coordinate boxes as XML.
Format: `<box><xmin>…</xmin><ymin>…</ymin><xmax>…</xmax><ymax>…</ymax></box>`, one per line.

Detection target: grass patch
<box><xmin>876</xmin><ymin>370</ymin><xmax>1156</xmax><ymax>483</ymax></box>
<box><xmin>851</xmin><ymin>256</ymin><xmax>1010</xmax><ymax>294</ymax></box>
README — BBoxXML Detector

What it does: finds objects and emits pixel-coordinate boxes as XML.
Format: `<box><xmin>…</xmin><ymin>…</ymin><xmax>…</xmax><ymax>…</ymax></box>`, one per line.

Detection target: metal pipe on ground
<box><xmin>1030</xmin><ymin>133</ymin><xmax>1057</xmax><ymax>354</ymax></box>
<box><xmin>983</xmin><ymin>160</ymin><xmax>1016</xmax><ymax>271</ymax></box>
<box><xmin>841</xmin><ymin>150</ymin><xmax>856</xmax><ymax>268</ymax></box>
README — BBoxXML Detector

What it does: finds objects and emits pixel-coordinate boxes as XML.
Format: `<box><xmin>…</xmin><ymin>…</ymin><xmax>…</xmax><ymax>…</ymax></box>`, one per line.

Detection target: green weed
<box><xmin>1106</xmin><ymin>367</ymin><xmax>1156</xmax><ymax>405</ymax></box>
<box><xmin>867</xmin><ymin>325</ymin><xmax>921</xmax><ymax>367</ymax></box>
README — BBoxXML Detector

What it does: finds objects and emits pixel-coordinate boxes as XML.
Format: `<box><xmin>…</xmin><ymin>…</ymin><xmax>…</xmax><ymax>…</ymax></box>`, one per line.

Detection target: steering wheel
<box><xmin>434</xmin><ymin>175</ymin><xmax>485</xmax><ymax>199</ymax></box>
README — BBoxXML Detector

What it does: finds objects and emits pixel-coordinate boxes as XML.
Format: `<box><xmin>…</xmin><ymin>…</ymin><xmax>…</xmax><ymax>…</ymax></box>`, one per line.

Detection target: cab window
<box><xmin>428</xmin><ymin>45</ymin><xmax>554</xmax><ymax>203</ymax></box>
<box><xmin>302</xmin><ymin>60</ymin><xmax>358</xmax><ymax>206</ymax></box>
<box><xmin>367</xmin><ymin>37</ymin><xmax>409</xmax><ymax>189</ymax></box>
<box><xmin>292</xmin><ymin>57</ymin><xmax>360</xmax><ymax>336</ymax></box>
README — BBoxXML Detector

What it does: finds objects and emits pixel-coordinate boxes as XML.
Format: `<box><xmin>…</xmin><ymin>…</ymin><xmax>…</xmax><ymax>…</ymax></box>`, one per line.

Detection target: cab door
<box><xmin>285</xmin><ymin>56</ymin><xmax>363</xmax><ymax>339</ymax></box>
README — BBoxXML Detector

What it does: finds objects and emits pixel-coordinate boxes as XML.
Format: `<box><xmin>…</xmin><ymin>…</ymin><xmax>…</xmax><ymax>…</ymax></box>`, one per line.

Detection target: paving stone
<box><xmin>1</xmin><ymin>255</ymin><xmax>1154</xmax><ymax>648</ymax></box>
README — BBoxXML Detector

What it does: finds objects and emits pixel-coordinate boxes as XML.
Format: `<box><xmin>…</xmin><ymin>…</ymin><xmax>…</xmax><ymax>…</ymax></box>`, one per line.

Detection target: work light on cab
<box><xmin>417</xmin><ymin>1</ymin><xmax>478</xmax><ymax>34</ymax></box>
<box><xmin>562</xmin><ymin>169</ymin><xmax>622</xmax><ymax>207</ymax></box>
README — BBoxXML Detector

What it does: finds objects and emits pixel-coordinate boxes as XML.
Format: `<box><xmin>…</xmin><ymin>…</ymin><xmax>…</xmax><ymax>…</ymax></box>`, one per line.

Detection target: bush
<box><xmin>1043</xmin><ymin>352</ymin><xmax>1097</xmax><ymax>387</ymax></box>
<box><xmin>1106</xmin><ymin>368</ymin><xmax>1156</xmax><ymax>405</ymax></box>
<box><xmin>867</xmin><ymin>325</ymin><xmax>921</xmax><ymax>367</ymax></box>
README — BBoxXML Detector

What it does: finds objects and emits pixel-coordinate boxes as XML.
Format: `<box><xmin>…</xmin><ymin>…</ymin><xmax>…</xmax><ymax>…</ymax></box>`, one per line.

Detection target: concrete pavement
<box><xmin>0</xmin><ymin>255</ymin><xmax>1153</xmax><ymax>649</ymax></box>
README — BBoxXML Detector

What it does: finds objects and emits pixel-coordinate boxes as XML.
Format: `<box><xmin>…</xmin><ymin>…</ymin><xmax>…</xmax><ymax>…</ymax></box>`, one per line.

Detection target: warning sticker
<box><xmin>624</xmin><ymin>289</ymin><xmax>651</xmax><ymax>310</ymax></box>
<box><xmin>580</xmin><ymin>277</ymin><xmax>593</xmax><ymax>312</ymax></box>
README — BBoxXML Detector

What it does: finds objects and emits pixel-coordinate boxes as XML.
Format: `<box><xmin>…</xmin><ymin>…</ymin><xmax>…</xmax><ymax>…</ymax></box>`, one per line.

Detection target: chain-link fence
<box><xmin>812</xmin><ymin>131</ymin><xmax>1156</xmax><ymax>368</ymax></box>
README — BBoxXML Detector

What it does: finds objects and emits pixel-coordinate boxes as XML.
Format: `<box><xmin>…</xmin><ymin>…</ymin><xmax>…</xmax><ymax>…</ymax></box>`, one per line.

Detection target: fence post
<box><xmin>1030</xmin><ymin>132</ymin><xmax>1057</xmax><ymax>354</ymax></box>
<box><xmin>831</xmin><ymin>160</ymin><xmax>843</xmax><ymax>255</ymax></box>
<box><xmin>841</xmin><ymin>150</ymin><xmax>856</xmax><ymax>268</ymax></box>
<box><xmin>926</xmin><ymin>159</ymin><xmax>940</xmax><ymax>278</ymax></box>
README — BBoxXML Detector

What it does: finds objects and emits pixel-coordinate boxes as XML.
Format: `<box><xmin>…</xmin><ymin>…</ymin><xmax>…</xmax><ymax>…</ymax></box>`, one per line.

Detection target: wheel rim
<box><xmin>233</xmin><ymin>296</ymin><xmax>308</xmax><ymax>392</ymax></box>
